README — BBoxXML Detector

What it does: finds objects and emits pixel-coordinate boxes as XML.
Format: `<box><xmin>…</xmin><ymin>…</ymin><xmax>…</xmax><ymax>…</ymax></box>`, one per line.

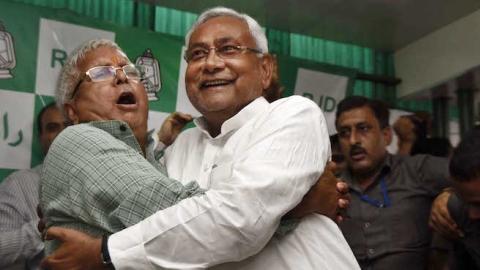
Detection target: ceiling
<box><xmin>143</xmin><ymin>0</ymin><xmax>480</xmax><ymax>51</ymax></box>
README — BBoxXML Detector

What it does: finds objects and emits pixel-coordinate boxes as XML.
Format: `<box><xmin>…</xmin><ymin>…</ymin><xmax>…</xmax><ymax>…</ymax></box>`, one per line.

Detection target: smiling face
<box><xmin>336</xmin><ymin>106</ymin><xmax>392</xmax><ymax>176</ymax></box>
<box><xmin>185</xmin><ymin>16</ymin><xmax>272</xmax><ymax>132</ymax></box>
<box><xmin>64</xmin><ymin>46</ymin><xmax>149</xmax><ymax>147</ymax></box>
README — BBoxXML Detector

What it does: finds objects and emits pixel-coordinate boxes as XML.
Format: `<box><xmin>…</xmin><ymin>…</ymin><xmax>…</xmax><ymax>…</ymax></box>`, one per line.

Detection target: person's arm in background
<box><xmin>414</xmin><ymin>154</ymin><xmax>463</xmax><ymax>238</ymax></box>
<box><xmin>429</xmin><ymin>188</ymin><xmax>464</xmax><ymax>239</ymax></box>
<box><xmin>0</xmin><ymin>169</ymin><xmax>44</xmax><ymax>267</ymax></box>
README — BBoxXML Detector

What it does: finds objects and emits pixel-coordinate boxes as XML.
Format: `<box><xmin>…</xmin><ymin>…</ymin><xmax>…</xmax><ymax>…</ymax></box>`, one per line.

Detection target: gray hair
<box><xmin>185</xmin><ymin>7</ymin><xmax>268</xmax><ymax>54</ymax></box>
<box><xmin>55</xmin><ymin>39</ymin><xmax>126</xmax><ymax>114</ymax></box>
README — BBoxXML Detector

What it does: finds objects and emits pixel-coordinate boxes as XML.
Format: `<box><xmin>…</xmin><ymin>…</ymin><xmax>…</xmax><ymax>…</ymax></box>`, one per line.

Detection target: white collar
<box><xmin>193</xmin><ymin>97</ymin><xmax>269</xmax><ymax>139</ymax></box>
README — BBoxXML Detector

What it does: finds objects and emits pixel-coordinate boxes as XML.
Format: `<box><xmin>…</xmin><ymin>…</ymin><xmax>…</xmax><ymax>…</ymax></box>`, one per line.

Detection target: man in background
<box><xmin>431</xmin><ymin>128</ymin><xmax>480</xmax><ymax>269</ymax></box>
<box><xmin>0</xmin><ymin>103</ymin><xmax>66</xmax><ymax>269</ymax></box>
<box><xmin>335</xmin><ymin>96</ymin><xmax>450</xmax><ymax>269</ymax></box>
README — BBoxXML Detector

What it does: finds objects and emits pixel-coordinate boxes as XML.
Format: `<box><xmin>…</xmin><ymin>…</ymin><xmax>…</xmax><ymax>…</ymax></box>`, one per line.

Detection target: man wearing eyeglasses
<box><xmin>41</xmin><ymin>7</ymin><xmax>358</xmax><ymax>270</ymax></box>
<box><xmin>41</xmin><ymin>39</ymin><xmax>207</xmax><ymax>256</ymax></box>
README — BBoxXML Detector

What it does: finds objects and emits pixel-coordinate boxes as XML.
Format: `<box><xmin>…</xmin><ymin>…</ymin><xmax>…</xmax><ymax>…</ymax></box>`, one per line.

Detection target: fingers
<box><xmin>338</xmin><ymin>198</ymin><xmax>349</xmax><ymax>209</ymax></box>
<box><xmin>336</xmin><ymin>181</ymin><xmax>349</xmax><ymax>194</ymax></box>
<box><xmin>171</xmin><ymin>112</ymin><xmax>193</xmax><ymax>124</ymax></box>
<box><xmin>429</xmin><ymin>210</ymin><xmax>463</xmax><ymax>238</ymax></box>
<box><xmin>43</xmin><ymin>226</ymin><xmax>73</xmax><ymax>242</ymax></box>
<box><xmin>429</xmin><ymin>190</ymin><xmax>464</xmax><ymax>239</ymax></box>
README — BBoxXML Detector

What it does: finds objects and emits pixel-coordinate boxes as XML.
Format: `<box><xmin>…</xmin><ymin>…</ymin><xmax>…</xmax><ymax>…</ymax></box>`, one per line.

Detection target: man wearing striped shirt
<box><xmin>0</xmin><ymin>103</ymin><xmax>66</xmax><ymax>269</ymax></box>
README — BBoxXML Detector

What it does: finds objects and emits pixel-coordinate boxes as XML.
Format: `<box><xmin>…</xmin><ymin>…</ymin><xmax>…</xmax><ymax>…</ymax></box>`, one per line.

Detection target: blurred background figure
<box><xmin>330</xmin><ymin>134</ymin><xmax>347</xmax><ymax>176</ymax></box>
<box><xmin>262</xmin><ymin>54</ymin><xmax>284</xmax><ymax>103</ymax></box>
<box><xmin>441</xmin><ymin>128</ymin><xmax>480</xmax><ymax>269</ymax></box>
<box><xmin>393</xmin><ymin>114</ymin><xmax>428</xmax><ymax>155</ymax></box>
<box><xmin>411</xmin><ymin>137</ymin><xmax>452</xmax><ymax>158</ymax></box>
<box><xmin>0</xmin><ymin>102</ymin><xmax>66</xmax><ymax>270</ymax></box>
<box><xmin>394</xmin><ymin>112</ymin><xmax>452</xmax><ymax>158</ymax></box>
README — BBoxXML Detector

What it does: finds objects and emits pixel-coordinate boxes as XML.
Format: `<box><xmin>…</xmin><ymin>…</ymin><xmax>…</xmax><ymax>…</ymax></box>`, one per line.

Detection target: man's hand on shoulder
<box><xmin>41</xmin><ymin>227</ymin><xmax>105</xmax><ymax>270</ymax></box>
<box><xmin>286</xmin><ymin>161</ymin><xmax>350</xmax><ymax>223</ymax></box>
<box><xmin>158</xmin><ymin>112</ymin><xmax>193</xmax><ymax>146</ymax></box>
<box><xmin>429</xmin><ymin>188</ymin><xmax>464</xmax><ymax>239</ymax></box>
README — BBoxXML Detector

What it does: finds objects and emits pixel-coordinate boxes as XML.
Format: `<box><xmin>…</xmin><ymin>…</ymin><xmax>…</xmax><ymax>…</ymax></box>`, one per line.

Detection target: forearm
<box><xmin>110</xmin><ymin>188</ymin><xmax>282</xmax><ymax>269</ymax></box>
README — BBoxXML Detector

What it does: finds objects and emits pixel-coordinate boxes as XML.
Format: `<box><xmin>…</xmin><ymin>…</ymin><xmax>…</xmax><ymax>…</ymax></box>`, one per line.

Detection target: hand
<box><xmin>41</xmin><ymin>227</ymin><xmax>104</xmax><ymax>270</ymax></box>
<box><xmin>429</xmin><ymin>189</ymin><xmax>464</xmax><ymax>239</ymax></box>
<box><xmin>36</xmin><ymin>205</ymin><xmax>46</xmax><ymax>236</ymax></box>
<box><xmin>286</xmin><ymin>162</ymin><xmax>350</xmax><ymax>223</ymax></box>
<box><xmin>158</xmin><ymin>112</ymin><xmax>193</xmax><ymax>146</ymax></box>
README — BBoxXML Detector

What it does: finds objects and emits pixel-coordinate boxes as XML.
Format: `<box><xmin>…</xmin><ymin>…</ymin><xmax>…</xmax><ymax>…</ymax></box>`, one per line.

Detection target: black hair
<box><xmin>449</xmin><ymin>128</ymin><xmax>480</xmax><ymax>182</ymax></box>
<box><xmin>335</xmin><ymin>96</ymin><xmax>390</xmax><ymax>128</ymax></box>
<box><xmin>37</xmin><ymin>102</ymin><xmax>58</xmax><ymax>134</ymax></box>
<box><xmin>411</xmin><ymin>137</ymin><xmax>451</xmax><ymax>157</ymax></box>
<box><xmin>406</xmin><ymin>115</ymin><xmax>428</xmax><ymax>140</ymax></box>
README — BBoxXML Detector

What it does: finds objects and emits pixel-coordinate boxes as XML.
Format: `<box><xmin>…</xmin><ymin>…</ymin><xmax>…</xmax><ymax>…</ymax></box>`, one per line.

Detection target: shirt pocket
<box><xmin>389</xmin><ymin>195</ymin><xmax>431</xmax><ymax>248</ymax></box>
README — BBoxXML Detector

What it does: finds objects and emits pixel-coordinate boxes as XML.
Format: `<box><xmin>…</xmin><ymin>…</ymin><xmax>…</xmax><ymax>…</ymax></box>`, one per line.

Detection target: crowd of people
<box><xmin>0</xmin><ymin>6</ymin><xmax>478</xmax><ymax>270</ymax></box>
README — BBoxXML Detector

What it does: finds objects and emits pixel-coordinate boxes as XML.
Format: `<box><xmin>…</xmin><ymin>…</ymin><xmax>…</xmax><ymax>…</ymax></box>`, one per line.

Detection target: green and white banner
<box><xmin>0</xmin><ymin>1</ymin><xmax>355</xmax><ymax>182</ymax></box>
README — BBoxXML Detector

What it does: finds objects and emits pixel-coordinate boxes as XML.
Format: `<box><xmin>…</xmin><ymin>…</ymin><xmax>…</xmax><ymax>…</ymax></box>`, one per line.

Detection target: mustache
<box><xmin>350</xmin><ymin>144</ymin><xmax>366</xmax><ymax>156</ymax></box>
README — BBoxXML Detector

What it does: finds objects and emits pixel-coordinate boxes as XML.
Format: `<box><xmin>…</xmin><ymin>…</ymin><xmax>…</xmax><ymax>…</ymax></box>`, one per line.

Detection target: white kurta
<box><xmin>109</xmin><ymin>96</ymin><xmax>359</xmax><ymax>269</ymax></box>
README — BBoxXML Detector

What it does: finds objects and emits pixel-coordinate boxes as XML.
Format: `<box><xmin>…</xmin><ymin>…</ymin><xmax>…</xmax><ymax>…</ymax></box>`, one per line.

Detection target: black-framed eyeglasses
<box><xmin>71</xmin><ymin>64</ymin><xmax>143</xmax><ymax>98</ymax></box>
<box><xmin>184</xmin><ymin>45</ymin><xmax>263</xmax><ymax>63</ymax></box>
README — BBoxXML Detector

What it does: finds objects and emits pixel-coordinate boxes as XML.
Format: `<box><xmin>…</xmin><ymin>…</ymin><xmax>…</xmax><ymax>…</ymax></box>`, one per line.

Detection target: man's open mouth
<box><xmin>200</xmin><ymin>79</ymin><xmax>233</xmax><ymax>89</ymax></box>
<box><xmin>117</xmin><ymin>92</ymin><xmax>137</xmax><ymax>105</ymax></box>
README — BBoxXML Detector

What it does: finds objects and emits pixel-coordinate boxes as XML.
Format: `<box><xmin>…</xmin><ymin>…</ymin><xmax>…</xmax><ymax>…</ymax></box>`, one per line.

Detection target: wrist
<box><xmin>101</xmin><ymin>235</ymin><xmax>115</xmax><ymax>270</ymax></box>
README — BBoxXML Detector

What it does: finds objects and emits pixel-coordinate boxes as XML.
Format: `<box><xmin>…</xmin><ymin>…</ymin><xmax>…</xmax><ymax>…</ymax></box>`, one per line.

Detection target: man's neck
<box><xmin>352</xmin><ymin>160</ymin><xmax>386</xmax><ymax>191</ymax></box>
<box><xmin>354</xmin><ymin>169</ymin><xmax>382</xmax><ymax>191</ymax></box>
<box><xmin>203</xmin><ymin>113</ymin><xmax>234</xmax><ymax>138</ymax></box>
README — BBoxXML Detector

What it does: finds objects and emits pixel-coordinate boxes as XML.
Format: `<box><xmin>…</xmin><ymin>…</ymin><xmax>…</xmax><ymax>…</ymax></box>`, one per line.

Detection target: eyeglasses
<box><xmin>184</xmin><ymin>45</ymin><xmax>263</xmax><ymax>63</ymax></box>
<box><xmin>71</xmin><ymin>64</ymin><xmax>143</xmax><ymax>98</ymax></box>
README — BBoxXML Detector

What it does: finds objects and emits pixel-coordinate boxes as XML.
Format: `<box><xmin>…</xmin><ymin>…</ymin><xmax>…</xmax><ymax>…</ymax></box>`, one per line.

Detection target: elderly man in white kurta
<box><xmin>107</xmin><ymin>7</ymin><xmax>359</xmax><ymax>270</ymax></box>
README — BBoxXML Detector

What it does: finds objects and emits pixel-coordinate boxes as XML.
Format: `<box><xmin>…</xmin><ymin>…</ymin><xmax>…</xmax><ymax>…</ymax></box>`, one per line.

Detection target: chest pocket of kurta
<box><xmin>208</xmin><ymin>161</ymin><xmax>234</xmax><ymax>189</ymax></box>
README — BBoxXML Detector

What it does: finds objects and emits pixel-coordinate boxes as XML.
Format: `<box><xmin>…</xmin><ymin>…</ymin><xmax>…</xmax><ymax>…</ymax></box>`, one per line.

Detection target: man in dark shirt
<box><xmin>443</xmin><ymin>128</ymin><xmax>480</xmax><ymax>269</ymax></box>
<box><xmin>335</xmin><ymin>96</ymin><xmax>450</xmax><ymax>270</ymax></box>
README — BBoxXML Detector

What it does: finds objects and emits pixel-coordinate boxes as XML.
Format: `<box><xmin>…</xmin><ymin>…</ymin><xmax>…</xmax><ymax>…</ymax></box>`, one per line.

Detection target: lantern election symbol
<box><xmin>0</xmin><ymin>20</ymin><xmax>16</xmax><ymax>79</ymax></box>
<box><xmin>135</xmin><ymin>48</ymin><xmax>161</xmax><ymax>101</ymax></box>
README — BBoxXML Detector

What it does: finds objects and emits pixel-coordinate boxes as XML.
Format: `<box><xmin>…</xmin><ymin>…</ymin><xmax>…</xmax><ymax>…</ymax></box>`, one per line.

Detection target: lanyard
<box><xmin>353</xmin><ymin>176</ymin><xmax>391</xmax><ymax>208</ymax></box>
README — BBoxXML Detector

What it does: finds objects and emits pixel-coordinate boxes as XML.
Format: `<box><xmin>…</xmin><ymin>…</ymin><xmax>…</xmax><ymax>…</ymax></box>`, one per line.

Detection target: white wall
<box><xmin>395</xmin><ymin>9</ymin><xmax>480</xmax><ymax>97</ymax></box>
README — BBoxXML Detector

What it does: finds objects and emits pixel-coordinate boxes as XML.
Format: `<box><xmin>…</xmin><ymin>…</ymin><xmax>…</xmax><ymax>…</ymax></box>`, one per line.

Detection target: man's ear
<box><xmin>383</xmin><ymin>126</ymin><xmax>393</xmax><ymax>146</ymax></box>
<box><xmin>260</xmin><ymin>53</ymin><xmax>274</xmax><ymax>90</ymax></box>
<box><xmin>64</xmin><ymin>103</ymin><xmax>79</xmax><ymax>125</ymax></box>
